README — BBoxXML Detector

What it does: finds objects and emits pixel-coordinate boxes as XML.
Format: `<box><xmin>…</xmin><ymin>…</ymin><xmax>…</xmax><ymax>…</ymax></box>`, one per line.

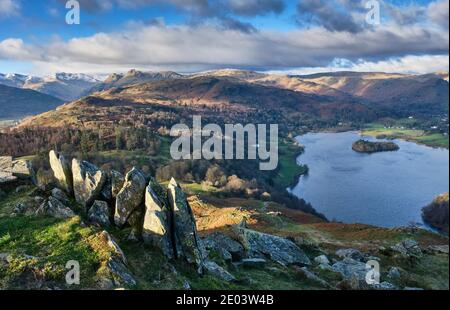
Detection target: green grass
<box><xmin>0</xmin><ymin>216</ymin><xmax>107</xmax><ymax>289</ymax></box>
<box><xmin>362</xmin><ymin>123</ymin><xmax>449</xmax><ymax>149</ymax></box>
<box><xmin>274</xmin><ymin>139</ymin><xmax>308</xmax><ymax>188</ymax></box>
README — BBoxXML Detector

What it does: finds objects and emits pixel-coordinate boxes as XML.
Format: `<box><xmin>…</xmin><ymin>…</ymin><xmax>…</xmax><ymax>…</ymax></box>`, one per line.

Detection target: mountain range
<box><xmin>1</xmin><ymin>69</ymin><xmax>448</xmax><ymax>123</ymax></box>
<box><xmin>0</xmin><ymin>72</ymin><xmax>100</xmax><ymax>102</ymax></box>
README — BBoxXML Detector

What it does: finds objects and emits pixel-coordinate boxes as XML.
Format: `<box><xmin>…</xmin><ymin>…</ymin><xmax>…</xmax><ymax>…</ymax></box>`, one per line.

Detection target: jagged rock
<box><xmin>51</xmin><ymin>188</ymin><xmax>70</xmax><ymax>205</ymax></box>
<box><xmin>294</xmin><ymin>266</ymin><xmax>331</xmax><ymax>288</ymax></box>
<box><xmin>100</xmin><ymin>231</ymin><xmax>127</xmax><ymax>265</ymax></box>
<box><xmin>107</xmin><ymin>258</ymin><xmax>136</xmax><ymax>287</ymax></box>
<box><xmin>111</xmin><ymin>170</ymin><xmax>125</xmax><ymax>198</ymax></box>
<box><xmin>12</xmin><ymin>159</ymin><xmax>36</xmax><ymax>184</ymax></box>
<box><xmin>142</xmin><ymin>178</ymin><xmax>174</xmax><ymax>258</ymax></box>
<box><xmin>98</xmin><ymin>231</ymin><xmax>135</xmax><ymax>287</ymax></box>
<box><xmin>203</xmin><ymin>238</ymin><xmax>233</xmax><ymax>262</ymax></box>
<box><xmin>127</xmin><ymin>207</ymin><xmax>145</xmax><ymax>242</ymax></box>
<box><xmin>390</xmin><ymin>239</ymin><xmax>423</xmax><ymax>258</ymax></box>
<box><xmin>49</xmin><ymin>151</ymin><xmax>73</xmax><ymax>193</ymax></box>
<box><xmin>88</xmin><ymin>201</ymin><xmax>111</xmax><ymax>227</ymax></box>
<box><xmin>100</xmin><ymin>175</ymin><xmax>113</xmax><ymax>202</ymax></box>
<box><xmin>336</xmin><ymin>249</ymin><xmax>364</xmax><ymax>262</ymax></box>
<box><xmin>331</xmin><ymin>257</ymin><xmax>367</xmax><ymax>281</ymax></box>
<box><xmin>114</xmin><ymin>168</ymin><xmax>146</xmax><ymax>228</ymax></box>
<box><xmin>204</xmin><ymin>232</ymin><xmax>245</xmax><ymax>261</ymax></box>
<box><xmin>204</xmin><ymin>261</ymin><xmax>236</xmax><ymax>282</ymax></box>
<box><xmin>72</xmin><ymin>159</ymin><xmax>106</xmax><ymax>211</ymax></box>
<box><xmin>233</xmin><ymin>226</ymin><xmax>311</xmax><ymax>267</ymax></box>
<box><xmin>168</xmin><ymin>178</ymin><xmax>206</xmax><ymax>271</ymax></box>
<box><xmin>314</xmin><ymin>255</ymin><xmax>331</xmax><ymax>266</ymax></box>
<box><xmin>36</xmin><ymin>196</ymin><xmax>75</xmax><ymax>219</ymax></box>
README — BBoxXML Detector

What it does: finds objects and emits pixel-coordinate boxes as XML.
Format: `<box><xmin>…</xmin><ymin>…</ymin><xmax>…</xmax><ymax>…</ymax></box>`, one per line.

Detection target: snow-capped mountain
<box><xmin>0</xmin><ymin>72</ymin><xmax>101</xmax><ymax>102</ymax></box>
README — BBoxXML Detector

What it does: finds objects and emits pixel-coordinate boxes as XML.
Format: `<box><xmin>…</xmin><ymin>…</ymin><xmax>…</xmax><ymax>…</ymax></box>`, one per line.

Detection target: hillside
<box><xmin>0</xmin><ymin>73</ymin><xmax>99</xmax><ymax>102</ymax></box>
<box><xmin>18</xmin><ymin>75</ymin><xmax>376</xmax><ymax>131</ymax></box>
<box><xmin>297</xmin><ymin>72</ymin><xmax>449</xmax><ymax>117</ymax></box>
<box><xmin>0</xmin><ymin>154</ymin><xmax>448</xmax><ymax>290</ymax></box>
<box><xmin>0</xmin><ymin>85</ymin><xmax>63</xmax><ymax>120</ymax></box>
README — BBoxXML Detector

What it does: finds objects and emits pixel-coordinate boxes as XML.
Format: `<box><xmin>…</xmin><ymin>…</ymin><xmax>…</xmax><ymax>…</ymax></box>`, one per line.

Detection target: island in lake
<box><xmin>352</xmin><ymin>139</ymin><xmax>400</xmax><ymax>153</ymax></box>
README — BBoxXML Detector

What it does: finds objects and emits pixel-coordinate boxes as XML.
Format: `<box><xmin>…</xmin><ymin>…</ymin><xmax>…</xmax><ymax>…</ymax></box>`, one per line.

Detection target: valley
<box><xmin>0</xmin><ymin>69</ymin><xmax>448</xmax><ymax>291</ymax></box>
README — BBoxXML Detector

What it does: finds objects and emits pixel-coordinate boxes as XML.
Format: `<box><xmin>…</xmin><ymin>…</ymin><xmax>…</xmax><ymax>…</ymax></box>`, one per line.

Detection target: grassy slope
<box><xmin>362</xmin><ymin>123</ymin><xmax>449</xmax><ymax>149</ymax></box>
<box><xmin>274</xmin><ymin>139</ymin><xmax>309</xmax><ymax>189</ymax></box>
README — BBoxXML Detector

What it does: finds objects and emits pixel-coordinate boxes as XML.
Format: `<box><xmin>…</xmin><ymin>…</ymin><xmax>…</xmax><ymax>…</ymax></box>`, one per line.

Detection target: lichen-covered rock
<box><xmin>12</xmin><ymin>159</ymin><xmax>35</xmax><ymax>183</ymax></box>
<box><xmin>168</xmin><ymin>178</ymin><xmax>206</xmax><ymax>272</ymax></box>
<box><xmin>111</xmin><ymin>170</ymin><xmax>125</xmax><ymax>198</ymax></box>
<box><xmin>390</xmin><ymin>239</ymin><xmax>423</xmax><ymax>258</ymax></box>
<box><xmin>88</xmin><ymin>201</ymin><xmax>111</xmax><ymax>227</ymax></box>
<box><xmin>204</xmin><ymin>261</ymin><xmax>236</xmax><ymax>282</ymax></box>
<box><xmin>36</xmin><ymin>196</ymin><xmax>76</xmax><ymax>219</ymax></box>
<box><xmin>233</xmin><ymin>226</ymin><xmax>311</xmax><ymax>267</ymax></box>
<box><xmin>127</xmin><ymin>207</ymin><xmax>145</xmax><ymax>241</ymax></box>
<box><xmin>331</xmin><ymin>257</ymin><xmax>367</xmax><ymax>281</ymax></box>
<box><xmin>203</xmin><ymin>232</ymin><xmax>245</xmax><ymax>261</ymax></box>
<box><xmin>72</xmin><ymin>159</ymin><xmax>106</xmax><ymax>211</ymax></box>
<box><xmin>51</xmin><ymin>188</ymin><xmax>70</xmax><ymax>205</ymax></box>
<box><xmin>336</xmin><ymin>249</ymin><xmax>365</xmax><ymax>262</ymax></box>
<box><xmin>49</xmin><ymin>151</ymin><xmax>73</xmax><ymax>194</ymax></box>
<box><xmin>114</xmin><ymin>168</ymin><xmax>146</xmax><ymax>228</ymax></box>
<box><xmin>143</xmin><ymin>178</ymin><xmax>174</xmax><ymax>258</ymax></box>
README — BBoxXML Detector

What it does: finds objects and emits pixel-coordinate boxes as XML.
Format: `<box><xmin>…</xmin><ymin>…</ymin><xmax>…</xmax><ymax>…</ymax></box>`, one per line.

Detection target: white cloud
<box><xmin>0</xmin><ymin>21</ymin><xmax>448</xmax><ymax>74</ymax></box>
<box><xmin>0</xmin><ymin>0</ymin><xmax>20</xmax><ymax>18</ymax></box>
<box><xmin>275</xmin><ymin>55</ymin><xmax>449</xmax><ymax>76</ymax></box>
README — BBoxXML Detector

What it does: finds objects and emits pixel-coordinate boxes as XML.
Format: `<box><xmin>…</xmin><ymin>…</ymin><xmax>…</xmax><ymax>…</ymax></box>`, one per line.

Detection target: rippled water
<box><xmin>291</xmin><ymin>132</ymin><xmax>449</xmax><ymax>228</ymax></box>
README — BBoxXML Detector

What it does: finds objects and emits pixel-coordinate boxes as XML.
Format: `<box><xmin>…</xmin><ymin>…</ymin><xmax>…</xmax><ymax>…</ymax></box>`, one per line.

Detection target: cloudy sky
<box><xmin>0</xmin><ymin>0</ymin><xmax>448</xmax><ymax>75</ymax></box>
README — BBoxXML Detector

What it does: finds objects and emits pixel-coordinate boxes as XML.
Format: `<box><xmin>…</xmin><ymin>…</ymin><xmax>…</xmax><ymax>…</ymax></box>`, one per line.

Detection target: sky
<box><xmin>0</xmin><ymin>0</ymin><xmax>448</xmax><ymax>76</ymax></box>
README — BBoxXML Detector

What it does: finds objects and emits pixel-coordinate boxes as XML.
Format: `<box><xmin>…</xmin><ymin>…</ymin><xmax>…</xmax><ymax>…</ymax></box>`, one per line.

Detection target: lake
<box><xmin>290</xmin><ymin>132</ymin><xmax>449</xmax><ymax>228</ymax></box>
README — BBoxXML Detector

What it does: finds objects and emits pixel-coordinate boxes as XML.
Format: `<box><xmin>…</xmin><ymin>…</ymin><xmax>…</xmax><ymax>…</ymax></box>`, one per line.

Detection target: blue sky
<box><xmin>0</xmin><ymin>0</ymin><xmax>448</xmax><ymax>75</ymax></box>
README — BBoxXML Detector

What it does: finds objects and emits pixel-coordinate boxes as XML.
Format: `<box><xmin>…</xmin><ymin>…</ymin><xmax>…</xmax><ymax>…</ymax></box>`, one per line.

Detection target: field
<box><xmin>362</xmin><ymin>123</ymin><xmax>449</xmax><ymax>149</ymax></box>
<box><xmin>274</xmin><ymin>139</ymin><xmax>309</xmax><ymax>189</ymax></box>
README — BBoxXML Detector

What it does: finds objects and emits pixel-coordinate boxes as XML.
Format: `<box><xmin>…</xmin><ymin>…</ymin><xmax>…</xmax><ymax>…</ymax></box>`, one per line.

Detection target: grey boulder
<box><xmin>233</xmin><ymin>226</ymin><xmax>311</xmax><ymax>267</ymax></box>
<box><xmin>88</xmin><ymin>200</ymin><xmax>111</xmax><ymax>227</ymax></box>
<box><xmin>72</xmin><ymin>159</ymin><xmax>106</xmax><ymax>211</ymax></box>
<box><xmin>114</xmin><ymin>167</ymin><xmax>146</xmax><ymax>228</ymax></box>
<box><xmin>49</xmin><ymin>151</ymin><xmax>73</xmax><ymax>193</ymax></box>
<box><xmin>142</xmin><ymin>178</ymin><xmax>174</xmax><ymax>259</ymax></box>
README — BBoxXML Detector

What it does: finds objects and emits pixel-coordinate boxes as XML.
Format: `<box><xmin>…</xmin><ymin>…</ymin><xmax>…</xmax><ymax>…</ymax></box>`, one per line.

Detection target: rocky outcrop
<box><xmin>49</xmin><ymin>151</ymin><xmax>73</xmax><ymax>194</ymax></box>
<box><xmin>72</xmin><ymin>159</ymin><xmax>106</xmax><ymax>211</ymax></box>
<box><xmin>12</xmin><ymin>160</ymin><xmax>35</xmax><ymax>182</ymax></box>
<box><xmin>390</xmin><ymin>239</ymin><xmax>423</xmax><ymax>258</ymax></box>
<box><xmin>233</xmin><ymin>225</ymin><xmax>311</xmax><ymax>267</ymax></box>
<box><xmin>204</xmin><ymin>261</ymin><xmax>236</xmax><ymax>282</ymax></box>
<box><xmin>111</xmin><ymin>170</ymin><xmax>125</xmax><ymax>198</ymax></box>
<box><xmin>168</xmin><ymin>178</ymin><xmax>206</xmax><ymax>271</ymax></box>
<box><xmin>88</xmin><ymin>201</ymin><xmax>111</xmax><ymax>227</ymax></box>
<box><xmin>143</xmin><ymin>178</ymin><xmax>174</xmax><ymax>258</ymax></box>
<box><xmin>203</xmin><ymin>232</ymin><xmax>245</xmax><ymax>262</ymax></box>
<box><xmin>114</xmin><ymin>168</ymin><xmax>146</xmax><ymax>228</ymax></box>
<box><xmin>36</xmin><ymin>196</ymin><xmax>76</xmax><ymax>219</ymax></box>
